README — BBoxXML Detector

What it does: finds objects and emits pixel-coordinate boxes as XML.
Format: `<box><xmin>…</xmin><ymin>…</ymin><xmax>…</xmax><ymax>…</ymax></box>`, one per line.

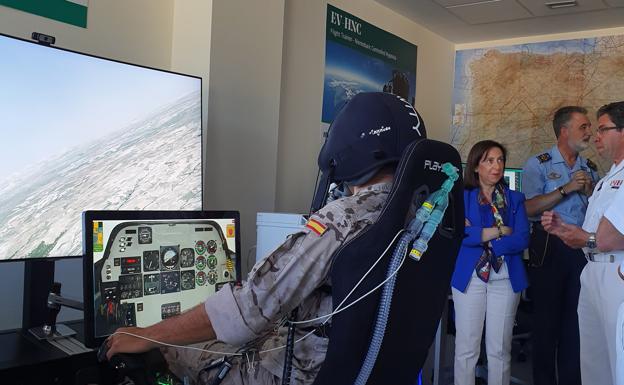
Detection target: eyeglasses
<box><xmin>596</xmin><ymin>126</ymin><xmax>623</xmax><ymax>135</ymax></box>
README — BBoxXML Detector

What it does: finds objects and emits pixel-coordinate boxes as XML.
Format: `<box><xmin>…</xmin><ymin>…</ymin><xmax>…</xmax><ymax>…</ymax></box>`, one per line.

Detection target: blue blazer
<box><xmin>451</xmin><ymin>187</ymin><xmax>529</xmax><ymax>293</ymax></box>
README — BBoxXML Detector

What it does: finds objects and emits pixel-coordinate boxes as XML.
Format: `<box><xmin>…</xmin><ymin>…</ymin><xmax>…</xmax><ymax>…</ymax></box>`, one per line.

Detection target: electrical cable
<box><xmin>354</xmin><ymin>161</ymin><xmax>458</xmax><ymax>385</ymax></box>
<box><xmin>308</xmin><ymin>167</ymin><xmax>322</xmax><ymax>215</ymax></box>
<box><xmin>280</xmin><ymin>311</ymin><xmax>297</xmax><ymax>385</ymax></box>
<box><xmin>289</xmin><ymin>229</ymin><xmax>405</xmax><ymax>326</ymax></box>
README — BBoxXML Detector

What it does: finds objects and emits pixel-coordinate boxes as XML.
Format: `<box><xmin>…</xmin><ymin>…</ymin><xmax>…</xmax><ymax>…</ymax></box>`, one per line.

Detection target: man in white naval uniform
<box><xmin>542</xmin><ymin>101</ymin><xmax>624</xmax><ymax>385</ymax></box>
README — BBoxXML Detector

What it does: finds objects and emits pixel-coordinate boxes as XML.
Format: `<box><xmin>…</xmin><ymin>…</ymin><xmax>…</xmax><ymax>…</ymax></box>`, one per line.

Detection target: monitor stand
<box><xmin>22</xmin><ymin>260</ymin><xmax>89</xmax><ymax>355</ymax></box>
<box><xmin>22</xmin><ymin>259</ymin><xmax>55</xmax><ymax>331</ymax></box>
<box><xmin>22</xmin><ymin>260</ymin><xmax>82</xmax><ymax>338</ymax></box>
<box><xmin>29</xmin><ymin>324</ymin><xmax>77</xmax><ymax>340</ymax></box>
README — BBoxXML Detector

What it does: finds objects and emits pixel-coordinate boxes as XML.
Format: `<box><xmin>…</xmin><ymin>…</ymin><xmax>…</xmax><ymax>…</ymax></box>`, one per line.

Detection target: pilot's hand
<box><xmin>106</xmin><ymin>327</ymin><xmax>157</xmax><ymax>360</ymax></box>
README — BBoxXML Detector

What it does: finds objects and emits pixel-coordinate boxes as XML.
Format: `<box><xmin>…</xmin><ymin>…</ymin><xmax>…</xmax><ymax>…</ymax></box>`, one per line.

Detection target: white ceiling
<box><xmin>374</xmin><ymin>0</ymin><xmax>624</xmax><ymax>43</ymax></box>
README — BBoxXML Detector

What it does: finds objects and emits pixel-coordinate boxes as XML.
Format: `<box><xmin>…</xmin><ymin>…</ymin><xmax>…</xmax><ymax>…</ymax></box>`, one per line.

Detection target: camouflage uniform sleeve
<box><xmin>204</xmin><ymin>203</ymin><xmax>357</xmax><ymax>346</ymax></box>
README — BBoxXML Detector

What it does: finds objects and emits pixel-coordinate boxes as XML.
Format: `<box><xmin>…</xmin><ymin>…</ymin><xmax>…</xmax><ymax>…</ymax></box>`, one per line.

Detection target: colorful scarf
<box><xmin>475</xmin><ymin>185</ymin><xmax>507</xmax><ymax>282</ymax></box>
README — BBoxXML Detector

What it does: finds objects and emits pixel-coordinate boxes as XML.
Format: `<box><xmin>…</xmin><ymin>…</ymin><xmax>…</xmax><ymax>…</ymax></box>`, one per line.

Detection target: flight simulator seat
<box><xmin>90</xmin><ymin>138</ymin><xmax>464</xmax><ymax>385</ymax></box>
<box><xmin>310</xmin><ymin>137</ymin><xmax>464</xmax><ymax>385</ymax></box>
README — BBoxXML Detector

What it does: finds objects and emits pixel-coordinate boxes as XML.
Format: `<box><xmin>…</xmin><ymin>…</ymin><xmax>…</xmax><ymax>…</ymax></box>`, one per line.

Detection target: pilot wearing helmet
<box><xmin>103</xmin><ymin>92</ymin><xmax>426</xmax><ymax>385</ymax></box>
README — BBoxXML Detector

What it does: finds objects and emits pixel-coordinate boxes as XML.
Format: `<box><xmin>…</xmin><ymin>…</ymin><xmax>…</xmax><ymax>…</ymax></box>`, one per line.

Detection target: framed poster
<box><xmin>322</xmin><ymin>4</ymin><xmax>417</xmax><ymax>124</ymax></box>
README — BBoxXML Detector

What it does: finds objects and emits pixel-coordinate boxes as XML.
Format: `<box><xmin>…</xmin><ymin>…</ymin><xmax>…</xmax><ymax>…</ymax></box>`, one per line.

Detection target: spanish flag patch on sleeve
<box><xmin>306</xmin><ymin>218</ymin><xmax>328</xmax><ymax>236</ymax></box>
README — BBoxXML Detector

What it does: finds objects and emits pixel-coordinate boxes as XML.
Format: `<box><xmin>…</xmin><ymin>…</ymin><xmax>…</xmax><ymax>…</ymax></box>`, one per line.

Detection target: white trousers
<box><xmin>578</xmin><ymin>262</ymin><xmax>624</xmax><ymax>385</ymax></box>
<box><xmin>452</xmin><ymin>263</ymin><xmax>520</xmax><ymax>385</ymax></box>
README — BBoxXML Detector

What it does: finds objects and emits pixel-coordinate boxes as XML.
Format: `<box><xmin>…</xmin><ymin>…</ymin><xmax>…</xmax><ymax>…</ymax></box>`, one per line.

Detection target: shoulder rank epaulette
<box><xmin>536</xmin><ymin>153</ymin><xmax>551</xmax><ymax>163</ymax></box>
<box><xmin>586</xmin><ymin>158</ymin><xmax>597</xmax><ymax>172</ymax></box>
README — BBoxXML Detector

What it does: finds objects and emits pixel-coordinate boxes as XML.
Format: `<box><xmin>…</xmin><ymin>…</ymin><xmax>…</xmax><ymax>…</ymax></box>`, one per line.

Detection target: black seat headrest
<box><xmin>312</xmin><ymin>138</ymin><xmax>464</xmax><ymax>385</ymax></box>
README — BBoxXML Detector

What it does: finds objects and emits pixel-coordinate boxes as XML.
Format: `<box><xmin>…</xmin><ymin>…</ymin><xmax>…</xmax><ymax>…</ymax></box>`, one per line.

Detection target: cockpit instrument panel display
<box><xmin>83</xmin><ymin>210</ymin><xmax>240</xmax><ymax>348</ymax></box>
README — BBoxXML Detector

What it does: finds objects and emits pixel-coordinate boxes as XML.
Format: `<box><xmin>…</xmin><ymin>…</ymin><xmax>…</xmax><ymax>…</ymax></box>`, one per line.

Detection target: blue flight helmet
<box><xmin>310</xmin><ymin>92</ymin><xmax>426</xmax><ymax>212</ymax></box>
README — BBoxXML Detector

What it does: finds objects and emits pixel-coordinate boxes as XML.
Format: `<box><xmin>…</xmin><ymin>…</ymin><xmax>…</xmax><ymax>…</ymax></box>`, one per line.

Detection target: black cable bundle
<box><xmin>281</xmin><ymin>311</ymin><xmax>297</xmax><ymax>385</ymax></box>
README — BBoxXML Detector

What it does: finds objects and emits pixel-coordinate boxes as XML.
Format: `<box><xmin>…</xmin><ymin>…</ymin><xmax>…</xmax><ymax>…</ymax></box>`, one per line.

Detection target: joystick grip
<box><xmin>97</xmin><ymin>342</ymin><xmax>110</xmax><ymax>362</ymax></box>
<box><xmin>99</xmin><ymin>347</ymin><xmax>167</xmax><ymax>385</ymax></box>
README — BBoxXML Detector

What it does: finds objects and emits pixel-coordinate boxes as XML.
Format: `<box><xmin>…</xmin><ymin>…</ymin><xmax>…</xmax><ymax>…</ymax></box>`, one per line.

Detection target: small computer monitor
<box><xmin>461</xmin><ymin>163</ymin><xmax>523</xmax><ymax>192</ymax></box>
<box><xmin>82</xmin><ymin>210</ymin><xmax>240</xmax><ymax>348</ymax></box>
<box><xmin>503</xmin><ymin>167</ymin><xmax>523</xmax><ymax>192</ymax></box>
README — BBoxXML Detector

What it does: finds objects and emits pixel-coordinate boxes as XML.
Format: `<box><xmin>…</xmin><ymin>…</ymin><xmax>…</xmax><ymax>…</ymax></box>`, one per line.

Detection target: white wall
<box><xmin>275</xmin><ymin>0</ymin><xmax>456</xmax><ymax>214</ymax></box>
<box><xmin>456</xmin><ymin>25</ymin><xmax>624</xmax><ymax>50</ymax></box>
<box><xmin>171</xmin><ymin>0</ymin><xmax>213</xmax><ymax>151</ymax></box>
<box><xmin>0</xmin><ymin>0</ymin><xmax>174</xmax><ymax>68</ymax></box>
<box><xmin>205</xmin><ymin>0</ymin><xmax>286</xmax><ymax>272</ymax></box>
<box><xmin>0</xmin><ymin>0</ymin><xmax>175</xmax><ymax>331</ymax></box>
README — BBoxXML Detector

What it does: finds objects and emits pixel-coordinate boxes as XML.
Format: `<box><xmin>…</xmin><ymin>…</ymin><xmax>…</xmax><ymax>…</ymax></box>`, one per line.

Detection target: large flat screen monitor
<box><xmin>82</xmin><ymin>210</ymin><xmax>240</xmax><ymax>348</ymax></box>
<box><xmin>0</xmin><ymin>33</ymin><xmax>202</xmax><ymax>261</ymax></box>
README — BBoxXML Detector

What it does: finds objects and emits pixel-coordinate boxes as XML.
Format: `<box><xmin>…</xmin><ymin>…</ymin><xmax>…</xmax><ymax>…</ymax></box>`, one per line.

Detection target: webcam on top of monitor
<box><xmin>32</xmin><ymin>32</ymin><xmax>55</xmax><ymax>46</ymax></box>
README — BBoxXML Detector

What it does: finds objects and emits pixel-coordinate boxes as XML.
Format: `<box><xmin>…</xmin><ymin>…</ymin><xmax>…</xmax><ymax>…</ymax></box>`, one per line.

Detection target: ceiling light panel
<box><xmin>438</xmin><ymin>0</ymin><xmax>532</xmax><ymax>24</ymax></box>
<box><xmin>517</xmin><ymin>0</ymin><xmax>606</xmax><ymax>16</ymax></box>
<box><xmin>434</xmin><ymin>0</ymin><xmax>503</xmax><ymax>6</ymax></box>
<box><xmin>604</xmin><ymin>0</ymin><xmax>624</xmax><ymax>7</ymax></box>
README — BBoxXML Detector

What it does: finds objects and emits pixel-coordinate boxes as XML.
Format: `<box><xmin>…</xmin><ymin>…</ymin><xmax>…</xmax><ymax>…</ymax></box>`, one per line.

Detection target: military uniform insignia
<box><xmin>586</xmin><ymin>158</ymin><xmax>598</xmax><ymax>172</ymax></box>
<box><xmin>611</xmin><ymin>180</ymin><xmax>622</xmax><ymax>189</ymax></box>
<box><xmin>306</xmin><ymin>218</ymin><xmax>328</xmax><ymax>236</ymax></box>
<box><xmin>547</xmin><ymin>172</ymin><xmax>561</xmax><ymax>180</ymax></box>
<box><xmin>537</xmin><ymin>153</ymin><xmax>551</xmax><ymax>163</ymax></box>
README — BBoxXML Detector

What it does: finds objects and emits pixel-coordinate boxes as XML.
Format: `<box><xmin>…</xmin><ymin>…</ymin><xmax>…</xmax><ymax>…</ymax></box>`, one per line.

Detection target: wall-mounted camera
<box><xmin>32</xmin><ymin>32</ymin><xmax>56</xmax><ymax>46</ymax></box>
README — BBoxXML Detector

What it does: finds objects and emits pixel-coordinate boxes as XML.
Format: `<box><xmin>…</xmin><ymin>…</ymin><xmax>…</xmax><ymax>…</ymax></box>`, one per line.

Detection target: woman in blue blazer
<box><xmin>451</xmin><ymin>140</ymin><xmax>529</xmax><ymax>385</ymax></box>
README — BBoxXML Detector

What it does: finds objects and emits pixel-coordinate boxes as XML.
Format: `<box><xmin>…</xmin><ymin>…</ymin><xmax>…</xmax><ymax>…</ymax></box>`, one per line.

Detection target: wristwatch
<box><xmin>558</xmin><ymin>185</ymin><xmax>567</xmax><ymax>197</ymax></box>
<box><xmin>586</xmin><ymin>232</ymin><xmax>597</xmax><ymax>249</ymax></box>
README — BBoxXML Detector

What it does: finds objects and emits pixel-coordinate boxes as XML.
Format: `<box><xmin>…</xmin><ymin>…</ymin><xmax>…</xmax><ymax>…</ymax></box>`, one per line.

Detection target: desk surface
<box><xmin>0</xmin><ymin>321</ymin><xmax>96</xmax><ymax>378</ymax></box>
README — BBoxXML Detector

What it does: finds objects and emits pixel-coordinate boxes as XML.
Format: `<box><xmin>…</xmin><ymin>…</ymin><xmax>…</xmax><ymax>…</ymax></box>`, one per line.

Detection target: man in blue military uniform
<box><xmin>522</xmin><ymin>106</ymin><xmax>599</xmax><ymax>385</ymax></box>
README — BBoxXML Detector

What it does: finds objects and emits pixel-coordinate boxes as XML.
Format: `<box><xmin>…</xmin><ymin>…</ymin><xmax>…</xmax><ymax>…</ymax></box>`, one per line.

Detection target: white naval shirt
<box><xmin>582</xmin><ymin>159</ymin><xmax>624</xmax><ymax>269</ymax></box>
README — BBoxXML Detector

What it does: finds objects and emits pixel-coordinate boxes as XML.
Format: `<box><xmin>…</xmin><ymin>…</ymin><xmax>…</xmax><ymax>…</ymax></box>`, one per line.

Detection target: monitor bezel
<box><xmin>82</xmin><ymin>210</ymin><xmax>240</xmax><ymax>348</ymax></box>
<box><xmin>0</xmin><ymin>32</ymin><xmax>203</xmax><ymax>263</ymax></box>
